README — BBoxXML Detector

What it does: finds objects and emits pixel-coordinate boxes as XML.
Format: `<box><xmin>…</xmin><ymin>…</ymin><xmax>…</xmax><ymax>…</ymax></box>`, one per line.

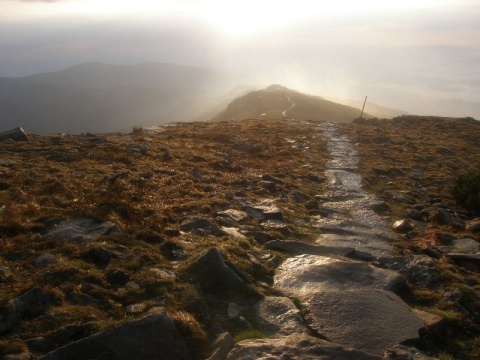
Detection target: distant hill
<box><xmin>325</xmin><ymin>96</ymin><xmax>408</xmax><ymax>119</ymax></box>
<box><xmin>0</xmin><ymin>62</ymin><xmax>236</xmax><ymax>134</ymax></box>
<box><xmin>210</xmin><ymin>85</ymin><xmax>370</xmax><ymax>122</ymax></box>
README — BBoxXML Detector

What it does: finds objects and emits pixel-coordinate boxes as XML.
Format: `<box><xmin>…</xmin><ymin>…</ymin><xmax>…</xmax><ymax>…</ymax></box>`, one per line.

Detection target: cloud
<box><xmin>20</xmin><ymin>0</ymin><xmax>62</xmax><ymax>2</ymax></box>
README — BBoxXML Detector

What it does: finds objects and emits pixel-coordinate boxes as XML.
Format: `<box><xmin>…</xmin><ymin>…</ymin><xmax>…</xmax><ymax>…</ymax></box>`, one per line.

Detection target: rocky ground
<box><xmin>0</xmin><ymin>116</ymin><xmax>479</xmax><ymax>359</ymax></box>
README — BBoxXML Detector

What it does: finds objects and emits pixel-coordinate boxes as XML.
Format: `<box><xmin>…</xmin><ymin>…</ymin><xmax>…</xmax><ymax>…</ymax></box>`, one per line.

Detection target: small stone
<box><xmin>125</xmin><ymin>303</ymin><xmax>147</xmax><ymax>314</ymax></box>
<box><xmin>466</xmin><ymin>219</ymin><xmax>480</xmax><ymax>233</ymax></box>
<box><xmin>0</xmin><ymin>266</ymin><xmax>13</xmax><ymax>281</ymax></box>
<box><xmin>106</xmin><ymin>269</ymin><xmax>130</xmax><ymax>287</ymax></box>
<box><xmin>227</xmin><ymin>303</ymin><xmax>245</xmax><ymax>319</ymax></box>
<box><xmin>86</xmin><ymin>246</ymin><xmax>112</xmax><ymax>266</ymax></box>
<box><xmin>392</xmin><ymin>220</ymin><xmax>414</xmax><ymax>233</ymax></box>
<box><xmin>435</xmin><ymin>209</ymin><xmax>452</xmax><ymax>225</ymax></box>
<box><xmin>35</xmin><ymin>253</ymin><xmax>55</xmax><ymax>268</ymax></box>
<box><xmin>149</xmin><ymin>268</ymin><xmax>176</xmax><ymax>280</ymax></box>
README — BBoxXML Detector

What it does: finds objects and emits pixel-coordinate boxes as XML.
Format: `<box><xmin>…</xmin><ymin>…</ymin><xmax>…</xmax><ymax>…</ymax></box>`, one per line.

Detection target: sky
<box><xmin>1</xmin><ymin>0</ymin><xmax>480</xmax><ymax>117</ymax></box>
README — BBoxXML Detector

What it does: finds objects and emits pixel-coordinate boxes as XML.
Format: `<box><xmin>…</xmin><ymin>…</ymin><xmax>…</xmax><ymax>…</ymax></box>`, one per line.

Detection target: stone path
<box><xmin>226</xmin><ymin>123</ymin><xmax>434</xmax><ymax>359</ymax></box>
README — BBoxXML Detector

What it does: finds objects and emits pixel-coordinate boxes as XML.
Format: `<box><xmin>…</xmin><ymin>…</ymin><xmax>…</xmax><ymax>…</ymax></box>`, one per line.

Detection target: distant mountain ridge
<box><xmin>210</xmin><ymin>85</ymin><xmax>371</xmax><ymax>123</ymax></box>
<box><xmin>0</xmin><ymin>62</ymin><xmax>237</xmax><ymax>134</ymax></box>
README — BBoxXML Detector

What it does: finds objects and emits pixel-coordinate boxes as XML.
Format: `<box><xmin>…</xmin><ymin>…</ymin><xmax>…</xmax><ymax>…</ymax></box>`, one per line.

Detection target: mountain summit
<box><xmin>210</xmin><ymin>85</ymin><xmax>370</xmax><ymax>122</ymax></box>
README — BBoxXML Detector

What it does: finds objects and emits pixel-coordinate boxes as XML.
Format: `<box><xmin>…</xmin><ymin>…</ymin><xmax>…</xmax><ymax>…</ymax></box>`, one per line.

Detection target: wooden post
<box><xmin>360</xmin><ymin>96</ymin><xmax>368</xmax><ymax>119</ymax></box>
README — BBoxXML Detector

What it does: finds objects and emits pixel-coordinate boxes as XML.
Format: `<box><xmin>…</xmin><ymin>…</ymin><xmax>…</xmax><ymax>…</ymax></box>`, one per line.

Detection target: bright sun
<box><xmin>12</xmin><ymin>0</ymin><xmax>454</xmax><ymax>39</ymax></box>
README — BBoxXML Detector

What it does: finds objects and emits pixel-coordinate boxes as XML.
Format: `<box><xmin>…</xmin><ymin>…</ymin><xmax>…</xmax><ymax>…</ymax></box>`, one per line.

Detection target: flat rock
<box><xmin>384</xmin><ymin>345</ymin><xmax>439</xmax><ymax>359</ymax></box>
<box><xmin>274</xmin><ymin>255</ymin><xmax>405</xmax><ymax>296</ymax></box>
<box><xmin>255</xmin><ymin>296</ymin><xmax>306</xmax><ymax>336</ymax></box>
<box><xmin>242</xmin><ymin>200</ymin><xmax>284</xmax><ymax>222</ymax></box>
<box><xmin>265</xmin><ymin>240</ymin><xmax>355</xmax><ymax>257</ymax></box>
<box><xmin>438</xmin><ymin>238</ymin><xmax>480</xmax><ymax>255</ymax></box>
<box><xmin>39</xmin><ymin>314</ymin><xmax>190</xmax><ymax>360</ymax></box>
<box><xmin>207</xmin><ymin>332</ymin><xmax>234</xmax><ymax>360</ymax></box>
<box><xmin>43</xmin><ymin>218</ymin><xmax>119</xmax><ymax>243</ymax></box>
<box><xmin>179</xmin><ymin>218</ymin><xmax>227</xmax><ymax>237</ymax></box>
<box><xmin>226</xmin><ymin>333</ymin><xmax>380</xmax><ymax>360</ymax></box>
<box><xmin>302</xmin><ymin>289</ymin><xmax>424</xmax><ymax>356</ymax></box>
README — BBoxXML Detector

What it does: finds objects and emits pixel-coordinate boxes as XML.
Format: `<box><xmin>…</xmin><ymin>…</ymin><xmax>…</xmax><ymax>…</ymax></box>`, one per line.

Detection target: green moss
<box><xmin>233</xmin><ymin>329</ymin><xmax>266</xmax><ymax>343</ymax></box>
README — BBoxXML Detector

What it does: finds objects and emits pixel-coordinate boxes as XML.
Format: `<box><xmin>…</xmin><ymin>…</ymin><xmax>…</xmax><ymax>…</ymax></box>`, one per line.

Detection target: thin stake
<box><xmin>360</xmin><ymin>96</ymin><xmax>368</xmax><ymax>119</ymax></box>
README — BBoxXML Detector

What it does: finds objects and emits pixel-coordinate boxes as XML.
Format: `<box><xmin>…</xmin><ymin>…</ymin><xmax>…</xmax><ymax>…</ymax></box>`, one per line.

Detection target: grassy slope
<box><xmin>211</xmin><ymin>86</ymin><xmax>370</xmax><ymax>122</ymax></box>
<box><xmin>0</xmin><ymin>116</ymin><xmax>479</xmax><ymax>359</ymax></box>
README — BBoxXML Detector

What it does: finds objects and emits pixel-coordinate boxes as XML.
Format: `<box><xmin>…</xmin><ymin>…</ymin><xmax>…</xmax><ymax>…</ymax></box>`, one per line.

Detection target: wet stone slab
<box><xmin>302</xmin><ymin>289</ymin><xmax>424</xmax><ymax>356</ymax></box>
<box><xmin>226</xmin><ymin>333</ymin><xmax>381</xmax><ymax>360</ymax></box>
<box><xmin>255</xmin><ymin>296</ymin><xmax>307</xmax><ymax>336</ymax></box>
<box><xmin>274</xmin><ymin>255</ymin><xmax>405</xmax><ymax>296</ymax></box>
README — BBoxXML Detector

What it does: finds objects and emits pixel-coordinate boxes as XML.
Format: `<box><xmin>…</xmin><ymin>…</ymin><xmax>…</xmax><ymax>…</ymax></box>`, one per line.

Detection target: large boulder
<box><xmin>0</xmin><ymin>127</ymin><xmax>28</xmax><ymax>141</ymax></box>
<box><xmin>184</xmin><ymin>248</ymin><xmax>246</xmax><ymax>291</ymax></box>
<box><xmin>39</xmin><ymin>314</ymin><xmax>190</xmax><ymax>360</ymax></box>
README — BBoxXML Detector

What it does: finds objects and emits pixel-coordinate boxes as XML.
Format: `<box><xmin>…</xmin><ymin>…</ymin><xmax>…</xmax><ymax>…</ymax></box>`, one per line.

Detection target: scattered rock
<box><xmin>125</xmin><ymin>303</ymin><xmax>147</xmax><ymax>315</ymax></box>
<box><xmin>392</xmin><ymin>219</ymin><xmax>414</xmax><ymax>233</ymax></box>
<box><xmin>34</xmin><ymin>253</ymin><xmax>55</xmax><ymax>268</ymax></box>
<box><xmin>255</xmin><ymin>296</ymin><xmax>306</xmax><ymax>336</ymax></box>
<box><xmin>226</xmin><ymin>333</ymin><xmax>380</xmax><ymax>360</ymax></box>
<box><xmin>179</xmin><ymin>218</ymin><xmax>227</xmax><ymax>237</ymax></box>
<box><xmin>292</xmin><ymin>191</ymin><xmax>311</xmax><ymax>203</ymax></box>
<box><xmin>227</xmin><ymin>303</ymin><xmax>245</xmax><ymax>319</ymax></box>
<box><xmin>265</xmin><ymin>240</ymin><xmax>355</xmax><ymax>257</ymax></box>
<box><xmin>242</xmin><ymin>200</ymin><xmax>284</xmax><ymax>222</ymax></box>
<box><xmin>136</xmin><ymin>231</ymin><xmax>167</xmax><ymax>244</ymax></box>
<box><xmin>26</xmin><ymin>322</ymin><xmax>98</xmax><ymax>353</ymax></box>
<box><xmin>0</xmin><ymin>127</ymin><xmax>28</xmax><ymax>142</ymax></box>
<box><xmin>466</xmin><ymin>218</ymin><xmax>480</xmax><ymax>233</ymax></box>
<box><xmin>184</xmin><ymin>248</ymin><xmax>245</xmax><ymax>292</ymax></box>
<box><xmin>149</xmin><ymin>268</ymin><xmax>176</xmax><ymax>280</ymax></box>
<box><xmin>0</xmin><ymin>266</ymin><xmax>13</xmax><ymax>281</ymax></box>
<box><xmin>384</xmin><ymin>344</ymin><xmax>439</xmax><ymax>359</ymax></box>
<box><xmin>216</xmin><ymin>209</ymin><xmax>249</xmax><ymax>223</ymax></box>
<box><xmin>377</xmin><ymin>256</ymin><xmax>440</xmax><ymax>288</ymax></box>
<box><xmin>393</xmin><ymin>194</ymin><xmax>416</xmax><ymax>205</ymax></box>
<box><xmin>106</xmin><ymin>269</ymin><xmax>130</xmax><ymax>288</ymax></box>
<box><xmin>43</xmin><ymin>218</ymin><xmax>119</xmax><ymax>243</ymax></box>
<box><xmin>260</xmin><ymin>219</ymin><xmax>289</xmax><ymax>233</ymax></box>
<box><xmin>2</xmin><ymin>352</ymin><xmax>33</xmax><ymax>360</ymax></box>
<box><xmin>207</xmin><ymin>332</ymin><xmax>234</xmax><ymax>360</ymax></box>
<box><xmin>302</xmin><ymin>289</ymin><xmax>424</xmax><ymax>356</ymax></box>
<box><xmin>65</xmin><ymin>292</ymin><xmax>98</xmax><ymax>306</ymax></box>
<box><xmin>160</xmin><ymin>241</ymin><xmax>188</xmax><ymax>260</ymax></box>
<box><xmin>84</xmin><ymin>246</ymin><xmax>112</xmax><ymax>266</ymax></box>
<box><xmin>0</xmin><ymin>287</ymin><xmax>51</xmax><ymax>333</ymax></box>
<box><xmin>439</xmin><ymin>238</ymin><xmax>480</xmax><ymax>255</ymax></box>
<box><xmin>435</xmin><ymin>209</ymin><xmax>452</xmax><ymax>225</ymax></box>
<box><xmin>220</xmin><ymin>227</ymin><xmax>246</xmax><ymax>239</ymax></box>
<box><xmin>216</xmin><ymin>216</ymin><xmax>240</xmax><ymax>228</ymax></box>
<box><xmin>4</xmin><ymin>250</ymin><xmax>34</xmax><ymax>262</ymax></box>
<box><xmin>39</xmin><ymin>314</ymin><xmax>190</xmax><ymax>360</ymax></box>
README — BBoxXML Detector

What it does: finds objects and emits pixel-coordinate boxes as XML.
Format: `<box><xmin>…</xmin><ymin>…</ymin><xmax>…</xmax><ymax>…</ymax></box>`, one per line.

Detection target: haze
<box><xmin>1</xmin><ymin>0</ymin><xmax>480</xmax><ymax>119</ymax></box>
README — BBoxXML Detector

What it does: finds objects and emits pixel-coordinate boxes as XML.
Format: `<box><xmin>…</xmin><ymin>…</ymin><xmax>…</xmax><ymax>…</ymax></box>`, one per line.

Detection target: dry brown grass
<box><xmin>340</xmin><ymin>116</ymin><xmax>480</xmax><ymax>358</ymax></box>
<box><xmin>0</xmin><ymin>119</ymin><xmax>328</xmax><ymax>358</ymax></box>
